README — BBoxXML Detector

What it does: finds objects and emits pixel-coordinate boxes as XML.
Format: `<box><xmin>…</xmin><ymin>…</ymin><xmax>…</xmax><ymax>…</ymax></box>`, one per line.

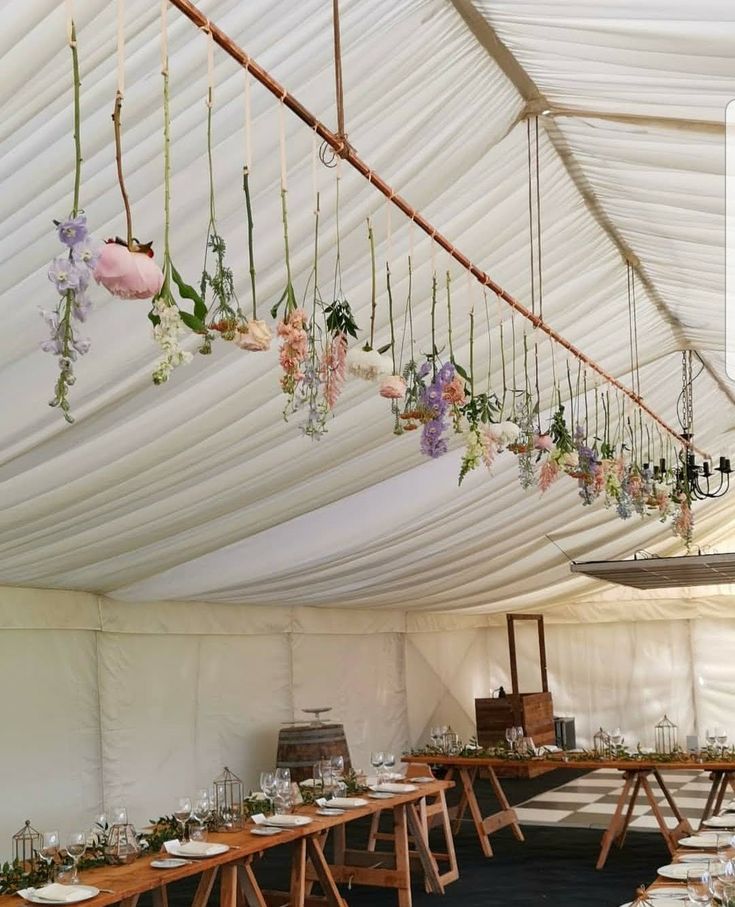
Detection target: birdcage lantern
<box><xmin>593</xmin><ymin>727</ymin><xmax>612</xmax><ymax>757</ymax></box>
<box><xmin>13</xmin><ymin>820</ymin><xmax>41</xmax><ymax>868</ymax></box>
<box><xmin>213</xmin><ymin>767</ymin><xmax>244</xmax><ymax>831</ymax></box>
<box><xmin>655</xmin><ymin>714</ymin><xmax>678</xmax><ymax>754</ymax></box>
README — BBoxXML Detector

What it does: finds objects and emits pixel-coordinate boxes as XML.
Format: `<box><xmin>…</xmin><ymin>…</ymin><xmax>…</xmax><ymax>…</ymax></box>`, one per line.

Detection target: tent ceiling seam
<box><xmin>448</xmin><ymin>0</ymin><xmax>735</xmax><ymax>416</ymax></box>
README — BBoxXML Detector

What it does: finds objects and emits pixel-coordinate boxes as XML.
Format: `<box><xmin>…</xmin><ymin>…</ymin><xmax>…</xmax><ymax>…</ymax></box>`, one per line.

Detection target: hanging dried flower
<box><xmin>233</xmin><ymin>319</ymin><xmax>272</xmax><ymax>351</ymax></box>
<box><xmin>379</xmin><ymin>375</ymin><xmax>407</xmax><ymax>400</ymax></box>
<box><xmin>95</xmin><ymin>239</ymin><xmax>164</xmax><ymax>300</ymax></box>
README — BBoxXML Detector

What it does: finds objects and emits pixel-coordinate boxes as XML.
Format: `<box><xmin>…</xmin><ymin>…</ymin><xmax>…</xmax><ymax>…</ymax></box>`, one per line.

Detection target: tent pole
<box><xmin>165</xmin><ymin>0</ymin><xmax>702</xmax><ymax>455</ymax></box>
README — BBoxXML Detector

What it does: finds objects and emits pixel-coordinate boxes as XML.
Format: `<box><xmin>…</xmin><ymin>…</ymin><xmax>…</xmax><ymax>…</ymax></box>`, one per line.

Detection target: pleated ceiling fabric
<box><xmin>0</xmin><ymin>0</ymin><xmax>733</xmax><ymax>610</ymax></box>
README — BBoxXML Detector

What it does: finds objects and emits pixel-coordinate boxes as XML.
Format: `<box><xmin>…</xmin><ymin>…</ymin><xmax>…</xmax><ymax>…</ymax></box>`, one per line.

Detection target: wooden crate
<box><xmin>474</xmin><ymin>614</ymin><xmax>557</xmax><ymax>778</ymax></box>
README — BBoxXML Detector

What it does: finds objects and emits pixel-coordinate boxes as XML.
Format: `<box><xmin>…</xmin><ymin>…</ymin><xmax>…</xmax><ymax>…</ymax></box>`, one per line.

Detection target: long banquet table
<box><xmin>405</xmin><ymin>753</ymin><xmax>735</xmax><ymax>869</ymax></box>
<box><xmin>1</xmin><ymin>780</ymin><xmax>455</xmax><ymax>907</ymax></box>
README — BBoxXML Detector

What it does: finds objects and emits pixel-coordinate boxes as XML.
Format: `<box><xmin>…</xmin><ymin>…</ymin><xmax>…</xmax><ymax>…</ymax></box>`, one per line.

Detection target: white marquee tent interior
<box><xmin>1</xmin><ymin>0</ymin><xmax>735</xmax><ymax>860</ymax></box>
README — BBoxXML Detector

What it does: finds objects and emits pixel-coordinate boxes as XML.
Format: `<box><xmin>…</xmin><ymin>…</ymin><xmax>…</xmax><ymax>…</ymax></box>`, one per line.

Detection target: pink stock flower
<box><xmin>277</xmin><ymin>309</ymin><xmax>309</xmax><ymax>395</ymax></box>
<box><xmin>379</xmin><ymin>375</ymin><xmax>407</xmax><ymax>400</ymax></box>
<box><xmin>94</xmin><ymin>241</ymin><xmax>163</xmax><ymax>300</ymax></box>
<box><xmin>539</xmin><ymin>458</ymin><xmax>561</xmax><ymax>492</ymax></box>
<box><xmin>321</xmin><ymin>333</ymin><xmax>348</xmax><ymax>410</ymax></box>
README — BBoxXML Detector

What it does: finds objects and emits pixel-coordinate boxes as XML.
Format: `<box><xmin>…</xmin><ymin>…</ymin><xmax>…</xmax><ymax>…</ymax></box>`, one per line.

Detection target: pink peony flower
<box><xmin>379</xmin><ymin>374</ymin><xmax>407</xmax><ymax>399</ymax></box>
<box><xmin>94</xmin><ymin>241</ymin><xmax>164</xmax><ymax>300</ymax></box>
<box><xmin>534</xmin><ymin>433</ymin><xmax>554</xmax><ymax>451</ymax></box>
<box><xmin>234</xmin><ymin>319</ymin><xmax>272</xmax><ymax>351</ymax></box>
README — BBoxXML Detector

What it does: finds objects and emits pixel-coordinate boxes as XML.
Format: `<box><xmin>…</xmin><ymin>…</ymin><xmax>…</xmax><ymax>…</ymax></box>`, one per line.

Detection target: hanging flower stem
<box><xmin>242</xmin><ymin>166</ymin><xmax>257</xmax><ymax>317</ymax></box>
<box><xmin>430</xmin><ymin>274</ymin><xmax>438</xmax><ymax>376</ymax></box>
<box><xmin>386</xmin><ymin>262</ymin><xmax>396</xmax><ymax>373</ymax></box>
<box><xmin>71</xmin><ymin>23</ymin><xmax>82</xmax><ymax>218</ymax></box>
<box><xmin>368</xmin><ymin>218</ymin><xmax>377</xmax><ymax>347</ymax></box>
<box><xmin>499</xmin><ymin>320</ymin><xmax>507</xmax><ymax>417</ymax></box>
<box><xmin>469</xmin><ymin>309</ymin><xmax>475</xmax><ymax>399</ymax></box>
<box><xmin>112</xmin><ymin>92</ymin><xmax>134</xmax><ymax>249</ymax></box>
<box><xmin>446</xmin><ymin>272</ymin><xmax>454</xmax><ymax>363</ymax></box>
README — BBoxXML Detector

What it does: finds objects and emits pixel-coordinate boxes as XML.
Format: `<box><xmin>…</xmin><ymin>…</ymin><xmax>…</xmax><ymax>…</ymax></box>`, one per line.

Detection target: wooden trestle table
<box><xmin>0</xmin><ymin>780</ymin><xmax>455</xmax><ymax>907</ymax></box>
<box><xmin>405</xmin><ymin>754</ymin><xmax>735</xmax><ymax>869</ymax></box>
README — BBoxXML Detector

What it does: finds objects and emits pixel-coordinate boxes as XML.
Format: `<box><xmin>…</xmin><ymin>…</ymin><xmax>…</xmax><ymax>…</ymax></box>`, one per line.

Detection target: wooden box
<box><xmin>474</xmin><ymin>614</ymin><xmax>556</xmax><ymax>778</ymax></box>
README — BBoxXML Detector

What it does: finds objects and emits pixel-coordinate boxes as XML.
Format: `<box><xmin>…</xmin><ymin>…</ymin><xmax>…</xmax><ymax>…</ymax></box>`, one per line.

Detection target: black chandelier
<box><xmin>669</xmin><ymin>351</ymin><xmax>731</xmax><ymax>500</ymax></box>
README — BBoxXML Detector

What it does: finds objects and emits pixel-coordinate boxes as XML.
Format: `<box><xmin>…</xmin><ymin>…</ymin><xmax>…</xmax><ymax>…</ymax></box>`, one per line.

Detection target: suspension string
<box><xmin>626</xmin><ymin>263</ymin><xmax>636</xmax><ymax>394</ymax></box>
<box><xmin>278</xmin><ymin>99</ymin><xmax>287</xmax><ymax>191</ymax></box>
<box><xmin>386</xmin><ymin>196</ymin><xmax>392</xmax><ymax>265</ymax></box>
<box><xmin>244</xmin><ymin>69</ymin><xmax>252</xmax><ymax>173</ymax></box>
<box><xmin>535</xmin><ymin>117</ymin><xmax>544</xmax><ymax>322</ymax></box>
<box><xmin>160</xmin><ymin>0</ymin><xmax>168</xmax><ymax>74</ymax></box>
<box><xmin>206</xmin><ymin>25</ymin><xmax>214</xmax><ymax>105</ymax></box>
<box><xmin>65</xmin><ymin>0</ymin><xmax>75</xmax><ymax>44</ymax></box>
<box><xmin>549</xmin><ymin>335</ymin><xmax>559</xmax><ymax>412</ymax></box>
<box><xmin>116</xmin><ymin>0</ymin><xmax>125</xmax><ymax>96</ymax></box>
<box><xmin>311</xmin><ymin>127</ymin><xmax>318</xmax><ymax>209</ymax></box>
<box><xmin>526</xmin><ymin>118</ymin><xmax>536</xmax><ymax>316</ymax></box>
<box><xmin>483</xmin><ymin>288</ymin><xmax>492</xmax><ymax>392</ymax></box>
<box><xmin>631</xmin><ymin>268</ymin><xmax>641</xmax><ymax>398</ymax></box>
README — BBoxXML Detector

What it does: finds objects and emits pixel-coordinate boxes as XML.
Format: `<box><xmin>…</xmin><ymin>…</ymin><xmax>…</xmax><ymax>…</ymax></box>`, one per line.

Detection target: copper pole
<box><xmin>167</xmin><ymin>0</ymin><xmax>697</xmax><ymax>453</ymax></box>
<box><xmin>332</xmin><ymin>0</ymin><xmax>346</xmax><ymax>141</ymax></box>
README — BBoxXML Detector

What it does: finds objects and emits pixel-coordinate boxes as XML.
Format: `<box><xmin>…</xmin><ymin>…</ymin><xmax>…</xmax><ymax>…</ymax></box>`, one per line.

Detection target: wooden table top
<box><xmin>405</xmin><ymin>753</ymin><xmax>735</xmax><ymax>772</ymax></box>
<box><xmin>2</xmin><ymin>780</ymin><xmax>453</xmax><ymax>907</ymax></box>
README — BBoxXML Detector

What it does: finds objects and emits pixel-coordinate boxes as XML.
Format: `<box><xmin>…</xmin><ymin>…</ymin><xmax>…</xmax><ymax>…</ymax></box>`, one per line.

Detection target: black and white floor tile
<box><xmin>514</xmin><ymin>768</ymin><xmax>711</xmax><ymax>831</ymax></box>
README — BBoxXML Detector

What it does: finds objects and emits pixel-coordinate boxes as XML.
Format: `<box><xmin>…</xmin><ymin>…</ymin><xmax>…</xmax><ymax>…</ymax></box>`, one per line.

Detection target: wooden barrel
<box><xmin>276</xmin><ymin>723</ymin><xmax>352</xmax><ymax>782</ymax></box>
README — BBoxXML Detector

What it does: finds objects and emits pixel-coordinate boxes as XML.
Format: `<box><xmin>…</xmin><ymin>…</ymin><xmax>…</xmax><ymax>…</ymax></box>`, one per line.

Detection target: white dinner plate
<box><xmin>327</xmin><ymin>797</ymin><xmax>369</xmax><ymax>809</ymax></box>
<box><xmin>410</xmin><ymin>776</ymin><xmax>435</xmax><ymax>784</ymax></box>
<box><xmin>676</xmin><ymin>852</ymin><xmax>713</xmax><ymax>862</ymax></box>
<box><xmin>263</xmin><ymin>815</ymin><xmax>313</xmax><ymax>828</ymax></box>
<box><xmin>316</xmin><ymin>807</ymin><xmax>346</xmax><ymax>816</ymax></box>
<box><xmin>370</xmin><ymin>783</ymin><xmax>417</xmax><ymax>794</ymax></box>
<box><xmin>151</xmin><ymin>859</ymin><xmax>190</xmax><ymax>869</ymax></box>
<box><xmin>165</xmin><ymin>843</ymin><xmax>229</xmax><ymax>859</ymax></box>
<box><xmin>20</xmin><ymin>887</ymin><xmax>99</xmax><ymax>904</ymax></box>
<box><xmin>250</xmin><ymin>827</ymin><xmax>281</xmax><ymax>836</ymax></box>
<box><xmin>369</xmin><ymin>792</ymin><xmax>395</xmax><ymax>800</ymax></box>
<box><xmin>657</xmin><ymin>862</ymin><xmax>708</xmax><ymax>880</ymax></box>
<box><xmin>646</xmin><ymin>887</ymin><xmax>689</xmax><ymax>898</ymax></box>
<box><xmin>703</xmin><ymin>815</ymin><xmax>735</xmax><ymax>828</ymax></box>
<box><xmin>620</xmin><ymin>900</ymin><xmax>684</xmax><ymax>907</ymax></box>
<box><xmin>678</xmin><ymin>834</ymin><xmax>719</xmax><ymax>848</ymax></box>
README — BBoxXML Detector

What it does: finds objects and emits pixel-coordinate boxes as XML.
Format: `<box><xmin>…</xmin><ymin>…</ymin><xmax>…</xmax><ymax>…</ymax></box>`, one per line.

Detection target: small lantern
<box><xmin>655</xmin><ymin>714</ymin><xmax>678</xmax><ymax>754</ymax></box>
<box><xmin>213</xmin><ymin>767</ymin><xmax>244</xmax><ymax>831</ymax></box>
<box><xmin>13</xmin><ymin>820</ymin><xmax>41</xmax><ymax>868</ymax></box>
<box><xmin>104</xmin><ymin>807</ymin><xmax>139</xmax><ymax>865</ymax></box>
<box><xmin>593</xmin><ymin>727</ymin><xmax>612</xmax><ymax>757</ymax></box>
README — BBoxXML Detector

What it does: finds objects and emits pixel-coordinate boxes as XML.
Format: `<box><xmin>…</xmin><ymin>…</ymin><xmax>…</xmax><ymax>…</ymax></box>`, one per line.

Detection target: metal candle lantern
<box><xmin>593</xmin><ymin>727</ymin><xmax>612</xmax><ymax>757</ymax></box>
<box><xmin>12</xmin><ymin>820</ymin><xmax>41</xmax><ymax>868</ymax></box>
<box><xmin>104</xmin><ymin>807</ymin><xmax>139</xmax><ymax>865</ymax></box>
<box><xmin>213</xmin><ymin>767</ymin><xmax>244</xmax><ymax>831</ymax></box>
<box><xmin>655</xmin><ymin>714</ymin><xmax>678</xmax><ymax>754</ymax></box>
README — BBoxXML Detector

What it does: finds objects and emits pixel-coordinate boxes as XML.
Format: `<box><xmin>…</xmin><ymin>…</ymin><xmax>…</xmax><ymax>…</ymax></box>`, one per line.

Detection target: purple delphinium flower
<box><xmin>417</xmin><ymin>361</ymin><xmax>432</xmax><ymax>379</ymax></box>
<box><xmin>420</xmin><ymin>418</ymin><xmax>448</xmax><ymax>458</ymax></box>
<box><xmin>437</xmin><ymin>361</ymin><xmax>455</xmax><ymax>385</ymax></box>
<box><xmin>72</xmin><ymin>237</ymin><xmax>101</xmax><ymax>270</ymax></box>
<box><xmin>72</xmin><ymin>292</ymin><xmax>92</xmax><ymax>322</ymax></box>
<box><xmin>72</xmin><ymin>336</ymin><xmax>91</xmax><ymax>356</ymax></box>
<box><xmin>48</xmin><ymin>256</ymin><xmax>84</xmax><ymax>293</ymax></box>
<box><xmin>56</xmin><ymin>214</ymin><xmax>88</xmax><ymax>247</ymax></box>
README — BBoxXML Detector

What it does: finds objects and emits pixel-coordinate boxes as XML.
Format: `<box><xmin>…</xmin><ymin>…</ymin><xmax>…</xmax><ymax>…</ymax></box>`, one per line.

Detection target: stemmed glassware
<box><xmin>174</xmin><ymin>797</ymin><xmax>192</xmax><ymax>841</ymax></box>
<box><xmin>370</xmin><ymin>751</ymin><xmax>384</xmax><ymax>784</ymax></box>
<box><xmin>505</xmin><ymin>727</ymin><xmax>515</xmax><ymax>752</ymax></box>
<box><xmin>66</xmin><ymin>832</ymin><xmax>86</xmax><ymax>884</ymax></box>
<box><xmin>38</xmin><ymin>831</ymin><xmax>60</xmax><ymax>881</ymax></box>
<box><xmin>687</xmin><ymin>866</ymin><xmax>713</xmax><ymax>905</ymax></box>
<box><xmin>191</xmin><ymin>789</ymin><xmax>211</xmax><ymax>840</ymax></box>
<box><xmin>716</xmin><ymin>727</ymin><xmax>729</xmax><ymax>753</ymax></box>
<box><xmin>383</xmin><ymin>753</ymin><xmax>396</xmax><ymax>778</ymax></box>
<box><xmin>706</xmin><ymin>728</ymin><xmax>718</xmax><ymax>750</ymax></box>
<box><xmin>260</xmin><ymin>771</ymin><xmax>277</xmax><ymax>811</ymax></box>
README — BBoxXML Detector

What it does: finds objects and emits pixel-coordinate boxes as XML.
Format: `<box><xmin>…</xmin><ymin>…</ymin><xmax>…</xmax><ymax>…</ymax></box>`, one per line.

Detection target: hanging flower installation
<box><xmin>347</xmin><ymin>220</ymin><xmax>391</xmax><ymax>381</ymax></box>
<box><xmin>43</xmin><ymin>21</ymin><xmax>99</xmax><ymax>423</ymax></box>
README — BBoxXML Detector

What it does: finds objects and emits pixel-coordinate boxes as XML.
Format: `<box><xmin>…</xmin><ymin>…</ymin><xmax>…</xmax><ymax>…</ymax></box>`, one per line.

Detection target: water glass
<box><xmin>687</xmin><ymin>866</ymin><xmax>713</xmax><ymax>905</ymax></box>
<box><xmin>39</xmin><ymin>831</ymin><xmax>60</xmax><ymax>881</ymax></box>
<box><xmin>174</xmin><ymin>797</ymin><xmax>192</xmax><ymax>840</ymax></box>
<box><xmin>383</xmin><ymin>753</ymin><xmax>396</xmax><ymax>777</ymax></box>
<box><xmin>331</xmin><ymin>755</ymin><xmax>345</xmax><ymax>780</ymax></box>
<box><xmin>712</xmin><ymin>858</ymin><xmax>735</xmax><ymax>901</ymax></box>
<box><xmin>66</xmin><ymin>832</ymin><xmax>86</xmax><ymax>884</ymax></box>
<box><xmin>274</xmin><ymin>779</ymin><xmax>293</xmax><ymax>814</ymax></box>
<box><xmin>370</xmin><ymin>751</ymin><xmax>384</xmax><ymax>784</ymax></box>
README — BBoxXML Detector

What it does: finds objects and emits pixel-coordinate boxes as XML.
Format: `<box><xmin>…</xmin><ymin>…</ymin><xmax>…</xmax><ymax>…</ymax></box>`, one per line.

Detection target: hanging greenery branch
<box><xmin>346</xmin><ymin>218</ymin><xmax>391</xmax><ymax>381</ymax></box>
<box><xmin>378</xmin><ymin>262</ymin><xmax>407</xmax><ymax>400</ymax></box>
<box><xmin>43</xmin><ymin>20</ymin><xmax>99</xmax><ymax>422</ymax></box>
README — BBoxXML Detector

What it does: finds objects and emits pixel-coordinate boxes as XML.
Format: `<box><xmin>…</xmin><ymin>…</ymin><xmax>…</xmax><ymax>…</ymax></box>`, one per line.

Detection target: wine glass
<box><xmin>504</xmin><ymin>727</ymin><xmax>514</xmax><ymax>751</ymax></box>
<box><xmin>515</xmin><ymin>726</ymin><xmax>524</xmax><ymax>744</ymax></box>
<box><xmin>610</xmin><ymin>728</ymin><xmax>623</xmax><ymax>749</ymax></box>
<box><xmin>275</xmin><ymin>767</ymin><xmax>291</xmax><ymax>786</ymax></box>
<box><xmin>192</xmin><ymin>789</ymin><xmax>211</xmax><ymax>837</ymax></box>
<box><xmin>39</xmin><ymin>831</ymin><xmax>60</xmax><ymax>881</ymax></box>
<box><xmin>371</xmin><ymin>751</ymin><xmax>384</xmax><ymax>785</ymax></box>
<box><xmin>260</xmin><ymin>771</ymin><xmax>277</xmax><ymax>812</ymax></box>
<box><xmin>174</xmin><ymin>796</ymin><xmax>192</xmax><ymax>841</ymax></box>
<box><xmin>66</xmin><ymin>832</ymin><xmax>86</xmax><ymax>884</ymax></box>
<box><xmin>687</xmin><ymin>867</ymin><xmax>713</xmax><ymax>905</ymax></box>
<box><xmin>331</xmin><ymin>755</ymin><xmax>345</xmax><ymax>780</ymax></box>
<box><xmin>383</xmin><ymin>753</ymin><xmax>396</xmax><ymax>779</ymax></box>
<box><xmin>707</xmin><ymin>728</ymin><xmax>717</xmax><ymax>749</ymax></box>
<box><xmin>429</xmin><ymin>726</ymin><xmax>441</xmax><ymax>748</ymax></box>
<box><xmin>712</xmin><ymin>858</ymin><xmax>735</xmax><ymax>902</ymax></box>
<box><xmin>716</xmin><ymin>727</ymin><xmax>729</xmax><ymax>753</ymax></box>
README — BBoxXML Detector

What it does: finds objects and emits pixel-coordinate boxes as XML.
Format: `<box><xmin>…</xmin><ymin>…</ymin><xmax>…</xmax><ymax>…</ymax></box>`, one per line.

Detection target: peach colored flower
<box><xmin>234</xmin><ymin>319</ymin><xmax>272</xmax><ymax>351</ymax></box>
<box><xmin>321</xmin><ymin>333</ymin><xmax>348</xmax><ymax>410</ymax></box>
<box><xmin>534</xmin><ymin>433</ymin><xmax>554</xmax><ymax>451</ymax></box>
<box><xmin>539</xmin><ymin>458</ymin><xmax>561</xmax><ymax>492</ymax></box>
<box><xmin>379</xmin><ymin>375</ymin><xmax>407</xmax><ymax>399</ymax></box>
<box><xmin>442</xmin><ymin>375</ymin><xmax>466</xmax><ymax>405</ymax></box>
<box><xmin>94</xmin><ymin>241</ymin><xmax>163</xmax><ymax>300</ymax></box>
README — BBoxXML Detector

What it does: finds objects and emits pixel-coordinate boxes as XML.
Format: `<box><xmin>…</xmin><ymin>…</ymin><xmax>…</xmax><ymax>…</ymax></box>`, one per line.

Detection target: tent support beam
<box><xmin>166</xmin><ymin>0</ymin><xmax>700</xmax><ymax>452</ymax></box>
<box><xmin>448</xmin><ymin>0</ymin><xmax>735</xmax><ymax>416</ymax></box>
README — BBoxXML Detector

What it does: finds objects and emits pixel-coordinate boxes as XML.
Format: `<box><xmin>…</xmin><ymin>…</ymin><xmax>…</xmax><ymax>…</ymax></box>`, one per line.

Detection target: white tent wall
<box><xmin>4</xmin><ymin>584</ymin><xmax>735</xmax><ymax>861</ymax></box>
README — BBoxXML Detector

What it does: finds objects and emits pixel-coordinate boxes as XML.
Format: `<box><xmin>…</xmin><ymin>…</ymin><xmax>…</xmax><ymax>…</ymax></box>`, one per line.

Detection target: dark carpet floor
<box><xmin>146</xmin><ymin>769</ymin><xmax>669</xmax><ymax>907</ymax></box>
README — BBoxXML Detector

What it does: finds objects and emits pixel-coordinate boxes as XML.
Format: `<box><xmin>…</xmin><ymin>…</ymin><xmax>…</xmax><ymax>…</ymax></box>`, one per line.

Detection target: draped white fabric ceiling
<box><xmin>1</xmin><ymin>0</ymin><xmax>734</xmax><ymax>610</ymax></box>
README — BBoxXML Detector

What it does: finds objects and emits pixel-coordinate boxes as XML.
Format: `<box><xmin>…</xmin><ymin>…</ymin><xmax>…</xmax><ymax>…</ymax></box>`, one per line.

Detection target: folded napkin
<box><xmin>163</xmin><ymin>839</ymin><xmax>221</xmax><ymax>856</ymax></box>
<box><xmin>19</xmin><ymin>885</ymin><xmax>89</xmax><ymax>902</ymax></box>
<box><xmin>372</xmin><ymin>782</ymin><xmax>417</xmax><ymax>793</ymax></box>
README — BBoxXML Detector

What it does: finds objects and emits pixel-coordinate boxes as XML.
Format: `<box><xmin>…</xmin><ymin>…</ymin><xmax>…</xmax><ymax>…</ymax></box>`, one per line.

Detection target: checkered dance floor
<box><xmin>515</xmin><ymin>768</ymin><xmax>714</xmax><ymax>832</ymax></box>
